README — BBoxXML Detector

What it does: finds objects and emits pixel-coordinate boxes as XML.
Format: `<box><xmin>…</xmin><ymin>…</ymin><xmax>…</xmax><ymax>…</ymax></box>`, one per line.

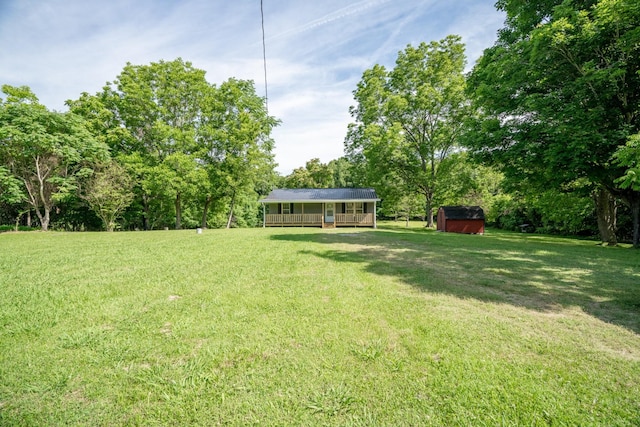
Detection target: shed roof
<box><xmin>260</xmin><ymin>188</ymin><xmax>380</xmax><ymax>203</ymax></box>
<box><xmin>439</xmin><ymin>206</ymin><xmax>485</xmax><ymax>220</ymax></box>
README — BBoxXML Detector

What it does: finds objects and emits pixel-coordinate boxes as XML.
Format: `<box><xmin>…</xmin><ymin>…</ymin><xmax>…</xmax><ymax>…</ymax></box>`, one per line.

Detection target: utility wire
<box><xmin>260</xmin><ymin>0</ymin><xmax>269</xmax><ymax>115</ymax></box>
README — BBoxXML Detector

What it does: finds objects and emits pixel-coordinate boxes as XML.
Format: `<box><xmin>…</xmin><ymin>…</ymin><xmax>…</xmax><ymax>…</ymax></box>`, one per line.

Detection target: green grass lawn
<box><xmin>1</xmin><ymin>223</ymin><xmax>639</xmax><ymax>426</ymax></box>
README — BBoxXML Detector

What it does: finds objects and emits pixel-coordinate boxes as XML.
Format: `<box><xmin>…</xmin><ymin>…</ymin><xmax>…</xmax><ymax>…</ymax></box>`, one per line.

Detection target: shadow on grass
<box><xmin>271</xmin><ymin>227</ymin><xmax>640</xmax><ymax>334</ymax></box>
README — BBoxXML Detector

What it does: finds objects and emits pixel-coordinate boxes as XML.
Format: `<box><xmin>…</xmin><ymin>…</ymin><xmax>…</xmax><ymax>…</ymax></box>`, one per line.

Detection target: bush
<box><xmin>489</xmin><ymin>195</ymin><xmax>531</xmax><ymax>231</ymax></box>
<box><xmin>490</xmin><ymin>190</ymin><xmax>598</xmax><ymax>237</ymax></box>
<box><xmin>0</xmin><ymin>225</ymin><xmax>38</xmax><ymax>233</ymax></box>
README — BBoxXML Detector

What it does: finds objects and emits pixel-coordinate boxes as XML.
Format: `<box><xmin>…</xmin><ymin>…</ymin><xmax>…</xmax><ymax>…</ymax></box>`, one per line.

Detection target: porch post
<box><xmin>374</xmin><ymin>201</ymin><xmax>377</xmax><ymax>229</ymax></box>
<box><xmin>262</xmin><ymin>203</ymin><xmax>266</xmax><ymax>228</ymax></box>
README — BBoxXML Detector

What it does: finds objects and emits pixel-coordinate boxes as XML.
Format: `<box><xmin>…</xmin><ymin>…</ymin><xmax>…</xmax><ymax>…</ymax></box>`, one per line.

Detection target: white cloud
<box><xmin>0</xmin><ymin>0</ymin><xmax>505</xmax><ymax>174</ymax></box>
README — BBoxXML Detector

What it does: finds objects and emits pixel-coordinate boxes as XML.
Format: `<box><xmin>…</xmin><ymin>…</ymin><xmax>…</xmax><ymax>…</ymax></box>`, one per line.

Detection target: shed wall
<box><xmin>437</xmin><ymin>209</ymin><xmax>446</xmax><ymax>231</ymax></box>
<box><xmin>445</xmin><ymin>219</ymin><xmax>484</xmax><ymax>234</ymax></box>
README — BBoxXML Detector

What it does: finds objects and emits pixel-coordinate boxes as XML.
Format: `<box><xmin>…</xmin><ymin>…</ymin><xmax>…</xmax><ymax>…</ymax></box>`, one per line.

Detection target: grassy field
<box><xmin>1</xmin><ymin>223</ymin><xmax>639</xmax><ymax>426</ymax></box>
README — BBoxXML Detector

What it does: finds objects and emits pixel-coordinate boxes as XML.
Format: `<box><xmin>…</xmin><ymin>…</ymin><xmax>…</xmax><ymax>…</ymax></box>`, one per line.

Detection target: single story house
<box><xmin>436</xmin><ymin>206</ymin><xmax>485</xmax><ymax>234</ymax></box>
<box><xmin>259</xmin><ymin>188</ymin><xmax>380</xmax><ymax>228</ymax></box>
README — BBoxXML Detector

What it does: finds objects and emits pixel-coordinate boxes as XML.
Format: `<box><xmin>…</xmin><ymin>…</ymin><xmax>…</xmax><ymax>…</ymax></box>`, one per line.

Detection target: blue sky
<box><xmin>0</xmin><ymin>0</ymin><xmax>505</xmax><ymax>174</ymax></box>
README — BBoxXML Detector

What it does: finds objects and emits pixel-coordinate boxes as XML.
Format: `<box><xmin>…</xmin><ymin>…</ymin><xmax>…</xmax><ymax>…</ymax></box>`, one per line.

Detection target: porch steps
<box><xmin>322</xmin><ymin>222</ymin><xmax>336</xmax><ymax>229</ymax></box>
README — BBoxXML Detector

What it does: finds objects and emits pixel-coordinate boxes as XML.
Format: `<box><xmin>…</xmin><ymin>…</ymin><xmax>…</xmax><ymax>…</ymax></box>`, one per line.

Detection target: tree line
<box><xmin>1</xmin><ymin>59</ymin><xmax>278</xmax><ymax>231</ymax></box>
<box><xmin>1</xmin><ymin>0</ymin><xmax>638</xmax><ymax>247</ymax></box>
<box><xmin>344</xmin><ymin>0</ymin><xmax>639</xmax><ymax>247</ymax></box>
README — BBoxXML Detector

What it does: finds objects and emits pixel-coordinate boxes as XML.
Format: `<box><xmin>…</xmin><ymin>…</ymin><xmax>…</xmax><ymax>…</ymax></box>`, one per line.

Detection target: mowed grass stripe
<box><xmin>0</xmin><ymin>224</ymin><xmax>639</xmax><ymax>426</ymax></box>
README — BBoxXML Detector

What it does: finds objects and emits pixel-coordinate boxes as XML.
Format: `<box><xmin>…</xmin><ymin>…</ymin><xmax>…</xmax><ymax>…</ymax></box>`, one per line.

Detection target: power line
<box><xmin>260</xmin><ymin>0</ymin><xmax>269</xmax><ymax>115</ymax></box>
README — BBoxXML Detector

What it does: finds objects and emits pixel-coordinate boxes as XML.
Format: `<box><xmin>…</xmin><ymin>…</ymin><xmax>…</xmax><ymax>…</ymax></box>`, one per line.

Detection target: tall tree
<box><xmin>72</xmin><ymin>60</ymin><xmax>279</xmax><ymax>230</ymax></box>
<box><xmin>102</xmin><ymin>59</ymin><xmax>208</xmax><ymax>157</ymax></box>
<box><xmin>95</xmin><ymin>59</ymin><xmax>211</xmax><ymax>229</ymax></box>
<box><xmin>466</xmin><ymin>0</ymin><xmax>640</xmax><ymax>245</ymax></box>
<box><xmin>0</xmin><ymin>85</ymin><xmax>108</xmax><ymax>231</ymax></box>
<box><xmin>345</xmin><ymin>36</ymin><xmax>472</xmax><ymax>227</ymax></box>
<box><xmin>198</xmin><ymin>78</ymin><xmax>277</xmax><ymax>228</ymax></box>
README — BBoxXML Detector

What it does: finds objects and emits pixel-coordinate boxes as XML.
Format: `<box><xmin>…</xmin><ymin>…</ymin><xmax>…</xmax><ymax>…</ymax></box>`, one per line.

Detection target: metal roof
<box><xmin>260</xmin><ymin>188</ymin><xmax>380</xmax><ymax>203</ymax></box>
<box><xmin>439</xmin><ymin>206</ymin><xmax>485</xmax><ymax>220</ymax></box>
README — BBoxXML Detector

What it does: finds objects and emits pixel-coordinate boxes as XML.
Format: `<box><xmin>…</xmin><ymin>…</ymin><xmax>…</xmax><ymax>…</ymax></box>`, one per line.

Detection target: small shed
<box><xmin>437</xmin><ymin>206</ymin><xmax>485</xmax><ymax>234</ymax></box>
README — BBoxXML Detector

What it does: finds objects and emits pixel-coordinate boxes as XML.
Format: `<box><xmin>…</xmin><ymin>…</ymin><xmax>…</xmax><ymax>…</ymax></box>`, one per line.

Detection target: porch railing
<box><xmin>335</xmin><ymin>213</ymin><xmax>374</xmax><ymax>225</ymax></box>
<box><xmin>265</xmin><ymin>213</ymin><xmax>374</xmax><ymax>226</ymax></box>
<box><xmin>265</xmin><ymin>214</ymin><xmax>323</xmax><ymax>225</ymax></box>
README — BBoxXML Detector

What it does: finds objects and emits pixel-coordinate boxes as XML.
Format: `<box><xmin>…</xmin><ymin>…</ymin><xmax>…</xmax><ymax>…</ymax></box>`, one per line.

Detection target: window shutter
<box><xmin>364</xmin><ymin>203</ymin><xmax>367</xmax><ymax>213</ymax></box>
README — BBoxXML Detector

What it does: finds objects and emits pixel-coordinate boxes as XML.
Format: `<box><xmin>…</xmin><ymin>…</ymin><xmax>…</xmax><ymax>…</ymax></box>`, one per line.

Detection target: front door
<box><xmin>325</xmin><ymin>202</ymin><xmax>335</xmax><ymax>223</ymax></box>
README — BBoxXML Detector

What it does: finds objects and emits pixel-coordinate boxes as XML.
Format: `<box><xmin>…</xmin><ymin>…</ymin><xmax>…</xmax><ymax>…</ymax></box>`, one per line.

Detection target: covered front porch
<box><xmin>262</xmin><ymin>202</ymin><xmax>376</xmax><ymax>228</ymax></box>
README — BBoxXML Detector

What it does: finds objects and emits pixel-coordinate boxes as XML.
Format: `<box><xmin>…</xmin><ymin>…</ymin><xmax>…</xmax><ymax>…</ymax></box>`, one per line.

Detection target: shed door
<box><xmin>325</xmin><ymin>203</ymin><xmax>335</xmax><ymax>223</ymax></box>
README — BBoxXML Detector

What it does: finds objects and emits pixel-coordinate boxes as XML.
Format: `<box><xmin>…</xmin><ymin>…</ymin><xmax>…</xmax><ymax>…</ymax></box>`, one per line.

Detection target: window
<box><xmin>282</xmin><ymin>203</ymin><xmax>290</xmax><ymax>214</ymax></box>
<box><xmin>355</xmin><ymin>202</ymin><xmax>364</xmax><ymax>214</ymax></box>
<box><xmin>346</xmin><ymin>202</ymin><xmax>354</xmax><ymax>213</ymax></box>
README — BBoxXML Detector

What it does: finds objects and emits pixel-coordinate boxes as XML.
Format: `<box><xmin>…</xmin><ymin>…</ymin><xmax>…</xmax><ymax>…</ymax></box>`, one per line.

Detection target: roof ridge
<box><xmin>260</xmin><ymin>188</ymin><xmax>380</xmax><ymax>202</ymax></box>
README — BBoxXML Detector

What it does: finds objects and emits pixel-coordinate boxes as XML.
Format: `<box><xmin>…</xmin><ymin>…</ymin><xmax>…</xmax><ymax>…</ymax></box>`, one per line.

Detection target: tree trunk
<box><xmin>631</xmin><ymin>197</ymin><xmax>640</xmax><ymax>249</ymax></box>
<box><xmin>35</xmin><ymin>207</ymin><xmax>50</xmax><ymax>231</ymax></box>
<box><xmin>425</xmin><ymin>194</ymin><xmax>434</xmax><ymax>228</ymax></box>
<box><xmin>27</xmin><ymin>210</ymin><xmax>31</xmax><ymax>228</ymax></box>
<box><xmin>23</xmin><ymin>177</ymin><xmax>48</xmax><ymax>231</ymax></box>
<box><xmin>142</xmin><ymin>194</ymin><xmax>150</xmax><ymax>230</ymax></box>
<box><xmin>226</xmin><ymin>191</ymin><xmax>236</xmax><ymax>229</ymax></box>
<box><xmin>175</xmin><ymin>192</ymin><xmax>182</xmax><ymax>230</ymax></box>
<box><xmin>594</xmin><ymin>187</ymin><xmax>617</xmax><ymax>246</ymax></box>
<box><xmin>15</xmin><ymin>211</ymin><xmax>22</xmax><ymax>232</ymax></box>
<box><xmin>201</xmin><ymin>195</ymin><xmax>211</xmax><ymax>229</ymax></box>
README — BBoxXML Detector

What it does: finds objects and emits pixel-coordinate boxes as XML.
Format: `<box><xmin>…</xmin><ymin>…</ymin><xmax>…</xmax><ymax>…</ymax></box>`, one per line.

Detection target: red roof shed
<box><xmin>437</xmin><ymin>206</ymin><xmax>485</xmax><ymax>234</ymax></box>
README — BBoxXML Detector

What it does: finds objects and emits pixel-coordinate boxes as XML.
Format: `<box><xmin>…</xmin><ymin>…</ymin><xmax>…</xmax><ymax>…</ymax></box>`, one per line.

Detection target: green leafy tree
<box><xmin>285</xmin><ymin>158</ymin><xmax>331</xmax><ymax>188</ymax></box>
<box><xmin>0</xmin><ymin>85</ymin><xmax>108</xmax><ymax>231</ymax></box>
<box><xmin>92</xmin><ymin>59</ymin><xmax>211</xmax><ymax>229</ymax></box>
<box><xmin>0</xmin><ymin>165</ymin><xmax>25</xmax><ymax>205</ymax></box>
<box><xmin>328</xmin><ymin>157</ymin><xmax>354</xmax><ymax>188</ymax></box>
<box><xmin>81</xmin><ymin>161</ymin><xmax>134</xmax><ymax>231</ymax></box>
<box><xmin>345</xmin><ymin>36</ymin><xmax>472</xmax><ymax>227</ymax></box>
<box><xmin>198</xmin><ymin>78</ymin><xmax>277</xmax><ymax>228</ymax></box>
<box><xmin>70</xmin><ymin>60</ymin><xmax>278</xmax><ymax>229</ymax></box>
<box><xmin>377</xmin><ymin>176</ymin><xmax>424</xmax><ymax>224</ymax></box>
<box><xmin>466</xmin><ymin>0</ymin><xmax>640</xmax><ymax>245</ymax></box>
<box><xmin>284</xmin><ymin>166</ymin><xmax>314</xmax><ymax>188</ymax></box>
<box><xmin>118</xmin><ymin>152</ymin><xmax>170</xmax><ymax>230</ymax></box>
<box><xmin>614</xmin><ymin>133</ymin><xmax>640</xmax><ymax>246</ymax></box>
<box><xmin>0</xmin><ymin>165</ymin><xmax>28</xmax><ymax>229</ymax></box>
<box><xmin>284</xmin><ymin>157</ymin><xmax>354</xmax><ymax>189</ymax></box>
<box><xmin>162</xmin><ymin>153</ymin><xmax>208</xmax><ymax>229</ymax></box>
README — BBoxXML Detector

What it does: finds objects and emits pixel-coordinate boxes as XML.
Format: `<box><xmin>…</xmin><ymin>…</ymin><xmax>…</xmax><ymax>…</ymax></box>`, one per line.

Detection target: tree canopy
<box><xmin>283</xmin><ymin>157</ymin><xmax>353</xmax><ymax>189</ymax></box>
<box><xmin>0</xmin><ymin>59</ymin><xmax>278</xmax><ymax>231</ymax></box>
<box><xmin>465</xmin><ymin>0</ymin><xmax>640</xmax><ymax>245</ymax></box>
<box><xmin>345</xmin><ymin>35</ymin><xmax>473</xmax><ymax>226</ymax></box>
<box><xmin>69</xmin><ymin>59</ymin><xmax>278</xmax><ymax>230</ymax></box>
<box><xmin>0</xmin><ymin>85</ymin><xmax>109</xmax><ymax>231</ymax></box>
